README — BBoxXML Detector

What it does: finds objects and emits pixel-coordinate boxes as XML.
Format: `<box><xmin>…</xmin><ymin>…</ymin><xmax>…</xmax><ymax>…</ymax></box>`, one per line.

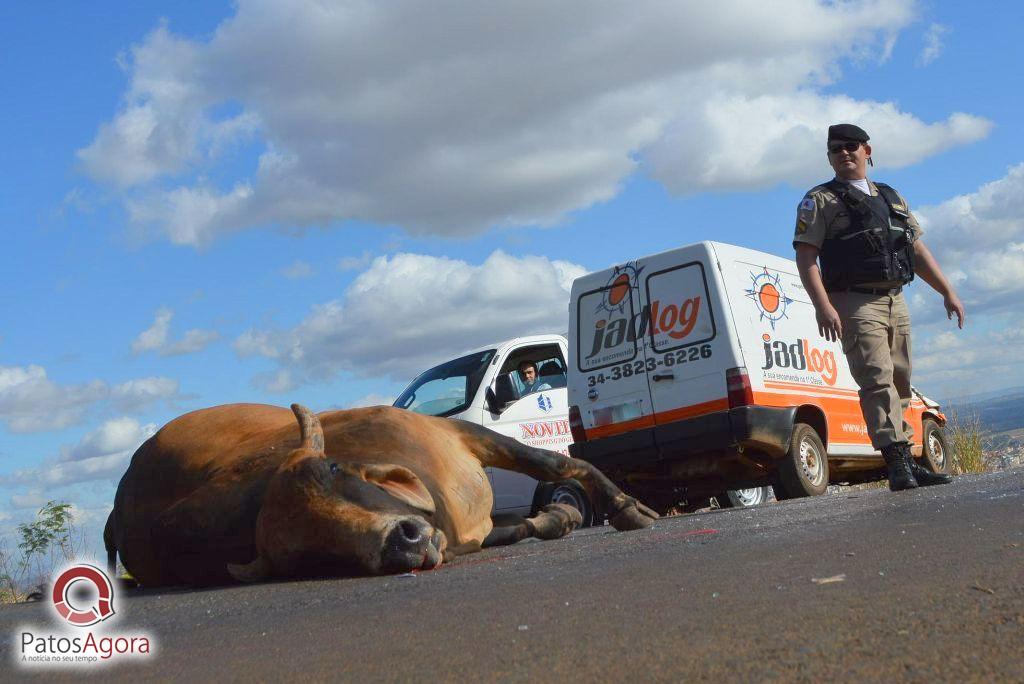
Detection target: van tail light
<box><xmin>568</xmin><ymin>405</ymin><xmax>588</xmax><ymax>443</ymax></box>
<box><xmin>726</xmin><ymin>367</ymin><xmax>754</xmax><ymax>408</ymax></box>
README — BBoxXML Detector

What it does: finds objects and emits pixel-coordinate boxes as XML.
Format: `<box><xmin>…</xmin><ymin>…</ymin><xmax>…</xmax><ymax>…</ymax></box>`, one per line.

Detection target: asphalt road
<box><xmin>4</xmin><ymin>468</ymin><xmax>1023</xmax><ymax>682</ymax></box>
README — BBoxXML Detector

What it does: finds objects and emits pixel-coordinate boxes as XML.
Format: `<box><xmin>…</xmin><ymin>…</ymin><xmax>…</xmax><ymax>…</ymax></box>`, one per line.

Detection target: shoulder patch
<box><xmin>799</xmin><ymin>197</ymin><xmax>815</xmax><ymax>213</ymax></box>
<box><xmin>796</xmin><ymin>219</ymin><xmax>807</xmax><ymax>234</ymax></box>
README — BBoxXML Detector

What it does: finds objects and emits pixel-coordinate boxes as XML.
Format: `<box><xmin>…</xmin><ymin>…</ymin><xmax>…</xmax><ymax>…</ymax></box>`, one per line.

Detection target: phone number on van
<box><xmin>587</xmin><ymin>344</ymin><xmax>712</xmax><ymax>386</ymax></box>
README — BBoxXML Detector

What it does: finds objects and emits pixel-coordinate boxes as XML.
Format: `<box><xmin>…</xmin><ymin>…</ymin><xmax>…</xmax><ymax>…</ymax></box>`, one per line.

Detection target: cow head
<box><xmin>227</xmin><ymin>404</ymin><xmax>447</xmax><ymax>581</ymax></box>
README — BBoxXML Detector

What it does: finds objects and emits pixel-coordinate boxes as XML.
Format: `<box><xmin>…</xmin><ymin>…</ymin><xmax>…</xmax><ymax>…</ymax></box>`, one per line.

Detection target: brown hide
<box><xmin>109</xmin><ymin>404</ymin><xmax>493</xmax><ymax>586</ymax></box>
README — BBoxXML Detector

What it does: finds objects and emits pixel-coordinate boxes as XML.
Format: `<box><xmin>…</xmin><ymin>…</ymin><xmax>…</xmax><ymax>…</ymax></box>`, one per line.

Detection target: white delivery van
<box><xmin>393</xmin><ymin>333</ymin><xmax>771</xmax><ymax>523</ymax></box>
<box><xmin>566</xmin><ymin>241</ymin><xmax>950</xmax><ymax>511</ymax></box>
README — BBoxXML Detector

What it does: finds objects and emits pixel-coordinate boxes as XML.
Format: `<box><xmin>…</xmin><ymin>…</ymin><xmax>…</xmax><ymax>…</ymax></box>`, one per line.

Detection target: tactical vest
<box><xmin>819</xmin><ymin>180</ymin><xmax>916</xmax><ymax>291</ymax></box>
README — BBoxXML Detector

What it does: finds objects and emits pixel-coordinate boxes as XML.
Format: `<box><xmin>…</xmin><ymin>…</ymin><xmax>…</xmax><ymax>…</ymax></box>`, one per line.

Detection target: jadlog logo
<box><xmin>587</xmin><ymin>296</ymin><xmax>702</xmax><ymax>359</ymax></box>
<box><xmin>761</xmin><ymin>334</ymin><xmax>838</xmax><ymax>386</ymax></box>
<box><xmin>15</xmin><ymin>562</ymin><xmax>154</xmax><ymax>669</ymax></box>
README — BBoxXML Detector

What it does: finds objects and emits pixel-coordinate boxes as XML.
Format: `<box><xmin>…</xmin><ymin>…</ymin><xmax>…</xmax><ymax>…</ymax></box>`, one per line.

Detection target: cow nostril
<box><xmin>398</xmin><ymin>520</ymin><xmax>422</xmax><ymax>544</ymax></box>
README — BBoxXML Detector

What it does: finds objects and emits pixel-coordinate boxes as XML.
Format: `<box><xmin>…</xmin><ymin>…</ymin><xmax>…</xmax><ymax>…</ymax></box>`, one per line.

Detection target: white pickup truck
<box><xmin>393</xmin><ymin>334</ymin><xmax>770</xmax><ymax>523</ymax></box>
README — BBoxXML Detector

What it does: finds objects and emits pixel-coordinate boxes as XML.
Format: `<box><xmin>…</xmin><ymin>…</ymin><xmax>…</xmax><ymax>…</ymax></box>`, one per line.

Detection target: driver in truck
<box><xmin>518</xmin><ymin>360</ymin><xmax>552</xmax><ymax>395</ymax></box>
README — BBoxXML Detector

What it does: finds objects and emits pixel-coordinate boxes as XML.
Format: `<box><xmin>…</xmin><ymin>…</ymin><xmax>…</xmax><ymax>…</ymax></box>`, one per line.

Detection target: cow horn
<box><xmin>227</xmin><ymin>555</ymin><xmax>271</xmax><ymax>583</ymax></box>
<box><xmin>291</xmin><ymin>403</ymin><xmax>324</xmax><ymax>454</ymax></box>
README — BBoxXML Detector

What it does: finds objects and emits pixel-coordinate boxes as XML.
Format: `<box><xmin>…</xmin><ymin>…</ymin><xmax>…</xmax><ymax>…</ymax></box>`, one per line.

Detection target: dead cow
<box><xmin>105</xmin><ymin>403</ymin><xmax>657</xmax><ymax>586</ymax></box>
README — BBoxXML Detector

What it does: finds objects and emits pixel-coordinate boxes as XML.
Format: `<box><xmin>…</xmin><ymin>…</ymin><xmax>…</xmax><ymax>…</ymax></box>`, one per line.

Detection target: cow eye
<box><xmin>329</xmin><ymin>462</ymin><xmax>339</xmax><ymax>474</ymax></box>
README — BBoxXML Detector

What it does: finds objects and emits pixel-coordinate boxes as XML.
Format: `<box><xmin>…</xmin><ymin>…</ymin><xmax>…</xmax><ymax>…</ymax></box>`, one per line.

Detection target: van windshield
<box><xmin>393</xmin><ymin>349</ymin><xmax>496</xmax><ymax>417</ymax></box>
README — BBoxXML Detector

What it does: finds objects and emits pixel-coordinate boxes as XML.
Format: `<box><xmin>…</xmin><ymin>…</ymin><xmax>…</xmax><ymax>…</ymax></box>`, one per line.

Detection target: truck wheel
<box><xmin>775</xmin><ymin>423</ymin><xmax>829</xmax><ymax>499</ymax></box>
<box><xmin>920</xmin><ymin>418</ymin><xmax>951</xmax><ymax>473</ymax></box>
<box><xmin>715</xmin><ymin>486</ymin><xmax>771</xmax><ymax>508</ymax></box>
<box><xmin>538</xmin><ymin>482</ymin><xmax>593</xmax><ymax>527</ymax></box>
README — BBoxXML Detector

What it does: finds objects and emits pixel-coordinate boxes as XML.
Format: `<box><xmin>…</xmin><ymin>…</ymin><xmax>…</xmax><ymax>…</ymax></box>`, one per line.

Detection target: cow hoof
<box><xmin>609</xmin><ymin>499</ymin><xmax>659</xmax><ymax>531</ymax></box>
<box><xmin>531</xmin><ymin>503</ymin><xmax>583</xmax><ymax>539</ymax></box>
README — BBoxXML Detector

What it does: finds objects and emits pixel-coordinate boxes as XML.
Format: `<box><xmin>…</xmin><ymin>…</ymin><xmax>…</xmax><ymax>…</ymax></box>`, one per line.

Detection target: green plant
<box><xmin>946</xmin><ymin>410</ymin><xmax>989</xmax><ymax>474</ymax></box>
<box><xmin>0</xmin><ymin>500</ymin><xmax>83</xmax><ymax>604</ymax></box>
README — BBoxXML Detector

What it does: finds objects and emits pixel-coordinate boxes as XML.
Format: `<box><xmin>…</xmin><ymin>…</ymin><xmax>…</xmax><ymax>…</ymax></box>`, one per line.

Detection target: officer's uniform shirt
<box><xmin>793</xmin><ymin>179</ymin><xmax>923</xmax><ymax>250</ymax></box>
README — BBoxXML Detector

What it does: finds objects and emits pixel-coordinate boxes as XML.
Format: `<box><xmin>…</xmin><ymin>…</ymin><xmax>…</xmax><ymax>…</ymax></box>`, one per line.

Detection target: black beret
<box><xmin>827</xmin><ymin>123</ymin><xmax>869</xmax><ymax>143</ymax></box>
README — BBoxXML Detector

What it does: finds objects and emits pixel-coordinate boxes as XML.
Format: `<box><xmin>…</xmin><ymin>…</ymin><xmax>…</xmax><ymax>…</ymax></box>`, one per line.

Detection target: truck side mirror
<box><xmin>487</xmin><ymin>373</ymin><xmax>520</xmax><ymax>414</ymax></box>
<box><xmin>485</xmin><ymin>387</ymin><xmax>503</xmax><ymax>414</ymax></box>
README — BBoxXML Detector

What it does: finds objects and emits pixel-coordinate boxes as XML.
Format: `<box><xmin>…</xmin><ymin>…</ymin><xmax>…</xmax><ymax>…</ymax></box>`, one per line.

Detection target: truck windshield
<box><xmin>393</xmin><ymin>349</ymin><xmax>496</xmax><ymax>417</ymax></box>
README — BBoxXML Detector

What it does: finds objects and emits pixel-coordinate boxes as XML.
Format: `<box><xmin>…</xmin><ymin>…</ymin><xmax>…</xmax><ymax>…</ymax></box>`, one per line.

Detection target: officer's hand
<box><xmin>816</xmin><ymin>306</ymin><xmax>843</xmax><ymax>342</ymax></box>
<box><xmin>944</xmin><ymin>292</ymin><xmax>965</xmax><ymax>329</ymax></box>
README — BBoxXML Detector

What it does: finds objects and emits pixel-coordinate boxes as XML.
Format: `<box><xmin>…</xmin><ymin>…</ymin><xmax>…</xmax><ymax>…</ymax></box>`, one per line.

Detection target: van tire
<box><xmin>775</xmin><ymin>423</ymin><xmax>829</xmax><ymax>499</ymax></box>
<box><xmin>921</xmin><ymin>418</ymin><xmax>951</xmax><ymax>473</ymax></box>
<box><xmin>536</xmin><ymin>481</ymin><xmax>593</xmax><ymax>527</ymax></box>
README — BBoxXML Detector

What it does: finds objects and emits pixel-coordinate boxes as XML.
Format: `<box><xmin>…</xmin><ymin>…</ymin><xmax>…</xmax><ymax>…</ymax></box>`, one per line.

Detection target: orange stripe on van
<box><xmin>586</xmin><ymin>397</ymin><xmax>728</xmax><ymax>439</ymax></box>
<box><xmin>586</xmin><ymin>391</ymin><xmax>928</xmax><ymax>448</ymax></box>
<box><xmin>655</xmin><ymin>397</ymin><xmax>730</xmax><ymax>425</ymax></box>
<box><xmin>763</xmin><ymin>380</ymin><xmax>859</xmax><ymax>396</ymax></box>
<box><xmin>587</xmin><ymin>414</ymin><xmax>656</xmax><ymax>440</ymax></box>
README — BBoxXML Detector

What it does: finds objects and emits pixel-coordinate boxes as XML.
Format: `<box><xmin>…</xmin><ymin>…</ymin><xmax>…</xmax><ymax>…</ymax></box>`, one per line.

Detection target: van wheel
<box><xmin>715</xmin><ymin>486</ymin><xmax>771</xmax><ymax>508</ymax></box>
<box><xmin>921</xmin><ymin>419</ymin><xmax>950</xmax><ymax>473</ymax></box>
<box><xmin>775</xmin><ymin>423</ymin><xmax>829</xmax><ymax>499</ymax></box>
<box><xmin>538</xmin><ymin>482</ymin><xmax>593</xmax><ymax>527</ymax></box>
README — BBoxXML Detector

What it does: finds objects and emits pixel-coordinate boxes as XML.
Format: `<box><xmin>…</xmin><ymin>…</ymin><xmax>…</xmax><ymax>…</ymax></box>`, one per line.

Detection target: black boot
<box><xmin>882</xmin><ymin>443</ymin><xmax>918</xmax><ymax>491</ymax></box>
<box><xmin>902</xmin><ymin>443</ymin><xmax>953</xmax><ymax>487</ymax></box>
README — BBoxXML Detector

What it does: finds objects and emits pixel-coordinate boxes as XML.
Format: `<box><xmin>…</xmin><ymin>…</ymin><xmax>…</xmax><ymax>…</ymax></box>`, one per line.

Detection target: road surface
<box><xmin>3</xmin><ymin>469</ymin><xmax>1023</xmax><ymax>681</ymax></box>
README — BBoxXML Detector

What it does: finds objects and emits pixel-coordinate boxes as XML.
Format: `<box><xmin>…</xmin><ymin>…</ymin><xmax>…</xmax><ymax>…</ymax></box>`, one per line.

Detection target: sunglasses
<box><xmin>828</xmin><ymin>141</ymin><xmax>862</xmax><ymax>154</ymax></box>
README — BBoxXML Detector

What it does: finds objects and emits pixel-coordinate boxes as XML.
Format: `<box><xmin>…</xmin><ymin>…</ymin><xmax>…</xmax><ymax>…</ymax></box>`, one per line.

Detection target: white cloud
<box><xmin>10</xmin><ymin>490</ymin><xmax>48</xmax><ymax>510</ymax></box>
<box><xmin>132</xmin><ymin>307</ymin><xmax>220</xmax><ymax>355</ymax></box>
<box><xmin>0</xmin><ymin>365</ymin><xmax>182</xmax><ymax>432</ymax></box>
<box><xmin>647</xmin><ymin>94</ymin><xmax>991</xmax><ymax>193</ymax></box>
<box><xmin>0</xmin><ymin>365</ymin><xmax>108</xmax><ymax>433</ymax></box>
<box><xmin>80</xmin><ymin>0</ymin><xmax>991</xmax><ymax>245</ymax></box>
<box><xmin>251</xmin><ymin>369</ymin><xmax>297</xmax><ymax>394</ymax></box>
<box><xmin>110</xmin><ymin>378</ymin><xmax>181</xmax><ymax>413</ymax></box>
<box><xmin>918</xmin><ymin>23</ymin><xmax>949</xmax><ymax>67</ymax></box>
<box><xmin>0</xmin><ymin>418</ymin><xmax>157</xmax><ymax>490</ymax></box>
<box><xmin>131</xmin><ymin>307</ymin><xmax>172</xmax><ymax>353</ymax></box>
<box><xmin>912</xmin><ymin>317</ymin><xmax>1024</xmax><ymax>401</ymax></box>
<box><xmin>282</xmin><ymin>260</ymin><xmax>315</xmax><ymax>279</ymax></box>
<box><xmin>911</xmin><ymin>164</ymin><xmax>1024</xmax><ymax>321</ymax></box>
<box><xmin>338</xmin><ymin>252</ymin><xmax>372</xmax><ymax>272</ymax></box>
<box><xmin>347</xmin><ymin>393</ymin><xmax>396</xmax><ymax>409</ymax></box>
<box><xmin>235</xmin><ymin>250</ymin><xmax>584</xmax><ymax>383</ymax></box>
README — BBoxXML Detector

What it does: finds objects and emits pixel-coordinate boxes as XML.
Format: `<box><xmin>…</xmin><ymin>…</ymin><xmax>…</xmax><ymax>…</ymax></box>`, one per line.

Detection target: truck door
<box><xmin>481</xmin><ymin>341</ymin><xmax>571</xmax><ymax>513</ymax></box>
<box><xmin>573</xmin><ymin>260</ymin><xmax>657</xmax><ymax>448</ymax></box>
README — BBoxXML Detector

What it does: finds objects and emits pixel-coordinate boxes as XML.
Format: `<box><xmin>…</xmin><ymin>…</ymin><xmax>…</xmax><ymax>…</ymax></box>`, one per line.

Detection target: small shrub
<box><xmin>0</xmin><ymin>500</ymin><xmax>84</xmax><ymax>604</ymax></box>
<box><xmin>945</xmin><ymin>410</ymin><xmax>989</xmax><ymax>474</ymax></box>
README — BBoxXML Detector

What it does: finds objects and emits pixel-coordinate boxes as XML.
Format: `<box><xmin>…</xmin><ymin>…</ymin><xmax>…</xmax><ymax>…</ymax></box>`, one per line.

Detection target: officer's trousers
<box><xmin>830</xmin><ymin>291</ymin><xmax>913</xmax><ymax>450</ymax></box>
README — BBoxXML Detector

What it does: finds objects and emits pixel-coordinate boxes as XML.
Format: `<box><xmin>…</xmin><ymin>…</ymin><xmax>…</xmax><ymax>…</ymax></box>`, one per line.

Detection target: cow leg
<box><xmin>451</xmin><ymin>421</ymin><xmax>657</xmax><ymax>531</ymax></box>
<box><xmin>483</xmin><ymin>504</ymin><xmax>583</xmax><ymax>548</ymax></box>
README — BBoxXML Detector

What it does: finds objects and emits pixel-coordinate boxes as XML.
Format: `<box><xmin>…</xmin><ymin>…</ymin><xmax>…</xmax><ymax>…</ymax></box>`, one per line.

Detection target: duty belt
<box><xmin>828</xmin><ymin>286</ymin><xmax>903</xmax><ymax>296</ymax></box>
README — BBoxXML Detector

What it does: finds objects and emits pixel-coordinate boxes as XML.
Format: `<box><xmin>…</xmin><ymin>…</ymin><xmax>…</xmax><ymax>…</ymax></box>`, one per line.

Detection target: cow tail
<box><xmin>103</xmin><ymin>510</ymin><xmax>117</xmax><ymax>576</ymax></box>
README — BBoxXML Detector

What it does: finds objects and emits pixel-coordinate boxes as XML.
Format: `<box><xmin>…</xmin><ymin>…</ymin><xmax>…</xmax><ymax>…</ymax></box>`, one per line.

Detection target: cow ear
<box><xmin>359</xmin><ymin>464</ymin><xmax>436</xmax><ymax>514</ymax></box>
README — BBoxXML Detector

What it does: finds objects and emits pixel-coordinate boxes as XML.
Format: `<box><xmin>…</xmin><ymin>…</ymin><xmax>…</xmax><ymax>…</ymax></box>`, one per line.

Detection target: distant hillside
<box><xmin>943</xmin><ymin>388</ymin><xmax>1024</xmax><ymax>436</ymax></box>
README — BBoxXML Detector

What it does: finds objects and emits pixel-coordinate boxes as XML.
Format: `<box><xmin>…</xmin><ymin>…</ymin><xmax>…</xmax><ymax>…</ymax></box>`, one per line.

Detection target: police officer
<box><xmin>793</xmin><ymin>123</ymin><xmax>965</xmax><ymax>491</ymax></box>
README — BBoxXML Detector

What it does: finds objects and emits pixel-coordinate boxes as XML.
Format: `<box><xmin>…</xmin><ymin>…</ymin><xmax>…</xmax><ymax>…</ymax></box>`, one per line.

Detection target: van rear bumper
<box><xmin>569</xmin><ymin>405</ymin><xmax>796</xmax><ymax>471</ymax></box>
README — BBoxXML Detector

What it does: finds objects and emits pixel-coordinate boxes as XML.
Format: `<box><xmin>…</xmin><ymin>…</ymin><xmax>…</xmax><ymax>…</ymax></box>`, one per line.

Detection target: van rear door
<box><xmin>571</xmin><ymin>260</ymin><xmax>657</xmax><ymax>458</ymax></box>
<box><xmin>640</xmin><ymin>244</ymin><xmax>729</xmax><ymax>445</ymax></box>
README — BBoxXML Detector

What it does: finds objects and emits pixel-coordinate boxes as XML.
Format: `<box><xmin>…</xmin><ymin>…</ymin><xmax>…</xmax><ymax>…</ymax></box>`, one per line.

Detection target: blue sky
<box><xmin>2</xmin><ymin>1</ymin><xmax>1023</xmax><ymax>551</ymax></box>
